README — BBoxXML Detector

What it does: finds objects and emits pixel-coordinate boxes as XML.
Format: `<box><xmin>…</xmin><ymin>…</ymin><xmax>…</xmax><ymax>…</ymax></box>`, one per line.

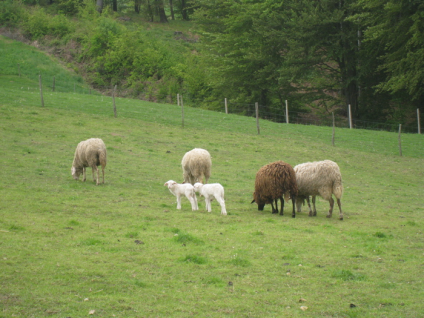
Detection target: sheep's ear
<box><xmin>251</xmin><ymin>199</ymin><xmax>256</xmax><ymax>204</ymax></box>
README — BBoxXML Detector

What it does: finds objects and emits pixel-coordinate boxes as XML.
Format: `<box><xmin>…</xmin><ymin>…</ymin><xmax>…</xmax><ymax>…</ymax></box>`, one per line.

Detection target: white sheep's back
<box><xmin>294</xmin><ymin>160</ymin><xmax>343</xmax><ymax>200</ymax></box>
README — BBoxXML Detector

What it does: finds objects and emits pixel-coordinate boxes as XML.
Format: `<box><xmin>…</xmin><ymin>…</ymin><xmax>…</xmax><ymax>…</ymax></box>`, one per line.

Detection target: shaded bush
<box><xmin>22</xmin><ymin>7</ymin><xmax>73</xmax><ymax>39</ymax></box>
<box><xmin>0</xmin><ymin>0</ymin><xmax>26</xmax><ymax>27</ymax></box>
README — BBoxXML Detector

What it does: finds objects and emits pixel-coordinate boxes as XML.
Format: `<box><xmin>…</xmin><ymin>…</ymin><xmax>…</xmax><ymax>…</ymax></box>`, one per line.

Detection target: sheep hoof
<box><xmin>339</xmin><ymin>216</ymin><xmax>344</xmax><ymax>221</ymax></box>
<box><xmin>326</xmin><ymin>214</ymin><xmax>332</xmax><ymax>218</ymax></box>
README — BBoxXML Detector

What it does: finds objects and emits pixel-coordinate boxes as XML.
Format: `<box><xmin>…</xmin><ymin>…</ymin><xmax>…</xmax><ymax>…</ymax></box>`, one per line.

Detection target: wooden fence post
<box><xmin>225</xmin><ymin>98</ymin><xmax>228</xmax><ymax>114</ymax></box>
<box><xmin>255</xmin><ymin>102</ymin><xmax>260</xmax><ymax>135</ymax></box>
<box><xmin>398</xmin><ymin>124</ymin><xmax>402</xmax><ymax>156</ymax></box>
<box><xmin>348</xmin><ymin>104</ymin><xmax>353</xmax><ymax>129</ymax></box>
<box><xmin>113</xmin><ymin>85</ymin><xmax>117</xmax><ymax>118</ymax></box>
<box><xmin>39</xmin><ymin>74</ymin><xmax>44</xmax><ymax>107</ymax></box>
<box><xmin>418</xmin><ymin>108</ymin><xmax>421</xmax><ymax>134</ymax></box>
<box><xmin>181</xmin><ymin>95</ymin><xmax>184</xmax><ymax>128</ymax></box>
<box><xmin>332</xmin><ymin>112</ymin><xmax>335</xmax><ymax>146</ymax></box>
<box><xmin>52</xmin><ymin>76</ymin><xmax>55</xmax><ymax>92</ymax></box>
<box><xmin>285</xmin><ymin>100</ymin><xmax>289</xmax><ymax>124</ymax></box>
<box><xmin>177</xmin><ymin>94</ymin><xmax>180</xmax><ymax>107</ymax></box>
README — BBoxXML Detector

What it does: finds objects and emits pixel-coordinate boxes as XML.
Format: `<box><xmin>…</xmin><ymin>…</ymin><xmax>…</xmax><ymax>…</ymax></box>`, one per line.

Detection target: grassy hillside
<box><xmin>1</xmin><ymin>37</ymin><xmax>423</xmax><ymax>317</ymax></box>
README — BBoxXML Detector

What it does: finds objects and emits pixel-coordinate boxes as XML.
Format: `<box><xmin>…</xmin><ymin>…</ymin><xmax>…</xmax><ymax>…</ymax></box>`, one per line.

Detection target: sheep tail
<box><xmin>333</xmin><ymin>180</ymin><xmax>343</xmax><ymax>199</ymax></box>
<box><xmin>99</xmin><ymin>149</ymin><xmax>107</xmax><ymax>168</ymax></box>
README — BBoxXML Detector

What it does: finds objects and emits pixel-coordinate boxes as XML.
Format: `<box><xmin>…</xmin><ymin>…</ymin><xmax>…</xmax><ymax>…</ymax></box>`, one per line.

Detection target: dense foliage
<box><xmin>0</xmin><ymin>0</ymin><xmax>423</xmax><ymax>123</ymax></box>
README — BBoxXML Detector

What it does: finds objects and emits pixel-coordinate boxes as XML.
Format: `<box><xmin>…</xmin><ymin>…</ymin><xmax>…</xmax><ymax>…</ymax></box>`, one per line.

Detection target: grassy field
<box><xmin>1</xmin><ymin>36</ymin><xmax>423</xmax><ymax>317</ymax></box>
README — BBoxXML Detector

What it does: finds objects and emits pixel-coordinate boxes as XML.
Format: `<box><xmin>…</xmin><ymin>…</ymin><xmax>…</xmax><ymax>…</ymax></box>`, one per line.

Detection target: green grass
<box><xmin>0</xmin><ymin>37</ymin><xmax>423</xmax><ymax>317</ymax></box>
<box><xmin>0</xmin><ymin>35</ymin><xmax>94</xmax><ymax>94</ymax></box>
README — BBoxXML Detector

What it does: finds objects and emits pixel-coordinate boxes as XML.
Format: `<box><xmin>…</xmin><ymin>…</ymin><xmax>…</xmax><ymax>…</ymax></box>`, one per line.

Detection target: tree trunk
<box><xmin>181</xmin><ymin>0</ymin><xmax>188</xmax><ymax>20</ymax></box>
<box><xmin>112</xmin><ymin>0</ymin><xmax>117</xmax><ymax>12</ymax></box>
<box><xmin>96</xmin><ymin>0</ymin><xmax>103</xmax><ymax>13</ymax></box>
<box><xmin>134</xmin><ymin>0</ymin><xmax>140</xmax><ymax>14</ymax></box>
<box><xmin>169</xmin><ymin>0</ymin><xmax>174</xmax><ymax>20</ymax></box>
<box><xmin>147</xmin><ymin>0</ymin><xmax>154</xmax><ymax>22</ymax></box>
<box><xmin>157</xmin><ymin>0</ymin><xmax>168</xmax><ymax>23</ymax></box>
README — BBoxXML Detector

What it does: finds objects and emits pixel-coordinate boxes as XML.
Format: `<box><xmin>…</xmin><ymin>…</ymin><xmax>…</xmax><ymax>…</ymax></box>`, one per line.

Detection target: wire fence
<box><xmin>17</xmin><ymin>73</ymin><xmax>424</xmax><ymax>135</ymax></box>
<box><xmin>221</xmin><ymin>101</ymin><xmax>422</xmax><ymax>134</ymax></box>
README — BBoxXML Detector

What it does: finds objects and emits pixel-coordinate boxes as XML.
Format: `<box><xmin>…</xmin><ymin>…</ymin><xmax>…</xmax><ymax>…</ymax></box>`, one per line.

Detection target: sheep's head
<box><xmin>71</xmin><ymin>166</ymin><xmax>83</xmax><ymax>180</ymax></box>
<box><xmin>193</xmin><ymin>182</ymin><xmax>203</xmax><ymax>192</ymax></box>
<box><xmin>164</xmin><ymin>180</ymin><xmax>177</xmax><ymax>188</ymax></box>
<box><xmin>295</xmin><ymin>196</ymin><xmax>306</xmax><ymax>212</ymax></box>
<box><xmin>251</xmin><ymin>193</ymin><xmax>265</xmax><ymax>211</ymax></box>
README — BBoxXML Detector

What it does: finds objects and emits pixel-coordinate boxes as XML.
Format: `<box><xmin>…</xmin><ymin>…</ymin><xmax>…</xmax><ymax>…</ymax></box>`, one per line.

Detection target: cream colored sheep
<box><xmin>294</xmin><ymin>160</ymin><xmax>343</xmax><ymax>220</ymax></box>
<box><xmin>71</xmin><ymin>138</ymin><xmax>107</xmax><ymax>185</ymax></box>
<box><xmin>181</xmin><ymin>148</ymin><xmax>211</xmax><ymax>185</ymax></box>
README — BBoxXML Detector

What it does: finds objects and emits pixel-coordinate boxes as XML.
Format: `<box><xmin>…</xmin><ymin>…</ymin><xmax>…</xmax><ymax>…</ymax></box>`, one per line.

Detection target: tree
<box><xmin>194</xmin><ymin>0</ymin><xmax>363</xmax><ymax>114</ymax></box>
<box><xmin>134</xmin><ymin>0</ymin><xmax>141</xmax><ymax>13</ymax></box>
<box><xmin>357</xmin><ymin>0</ymin><xmax>424</xmax><ymax>105</ymax></box>
<box><xmin>169</xmin><ymin>0</ymin><xmax>174</xmax><ymax>20</ymax></box>
<box><xmin>154</xmin><ymin>0</ymin><xmax>168</xmax><ymax>23</ymax></box>
<box><xmin>96</xmin><ymin>0</ymin><xmax>103</xmax><ymax>13</ymax></box>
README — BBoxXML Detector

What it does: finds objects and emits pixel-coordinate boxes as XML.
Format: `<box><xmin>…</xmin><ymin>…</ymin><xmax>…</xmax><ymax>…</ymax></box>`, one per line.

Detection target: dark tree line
<box><xmin>8</xmin><ymin>0</ymin><xmax>424</xmax><ymax>122</ymax></box>
<box><xmin>193</xmin><ymin>0</ymin><xmax>424</xmax><ymax>122</ymax></box>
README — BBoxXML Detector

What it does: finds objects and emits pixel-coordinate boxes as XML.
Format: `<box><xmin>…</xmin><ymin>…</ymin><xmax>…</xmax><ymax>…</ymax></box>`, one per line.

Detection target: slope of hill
<box><xmin>1</xmin><ymin>35</ymin><xmax>423</xmax><ymax>317</ymax></box>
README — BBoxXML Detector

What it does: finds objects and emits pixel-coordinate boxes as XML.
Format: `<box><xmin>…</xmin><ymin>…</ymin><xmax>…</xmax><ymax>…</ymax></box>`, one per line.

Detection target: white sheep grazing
<box><xmin>71</xmin><ymin>138</ymin><xmax>107</xmax><ymax>185</ymax></box>
<box><xmin>193</xmin><ymin>182</ymin><xmax>227</xmax><ymax>215</ymax></box>
<box><xmin>181</xmin><ymin>148</ymin><xmax>212</xmax><ymax>185</ymax></box>
<box><xmin>164</xmin><ymin>180</ymin><xmax>198</xmax><ymax>211</ymax></box>
<box><xmin>294</xmin><ymin>160</ymin><xmax>343</xmax><ymax>220</ymax></box>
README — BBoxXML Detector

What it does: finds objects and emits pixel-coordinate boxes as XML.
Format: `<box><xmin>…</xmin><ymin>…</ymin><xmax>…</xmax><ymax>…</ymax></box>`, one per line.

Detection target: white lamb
<box><xmin>193</xmin><ymin>182</ymin><xmax>227</xmax><ymax>215</ymax></box>
<box><xmin>294</xmin><ymin>160</ymin><xmax>343</xmax><ymax>220</ymax></box>
<box><xmin>164</xmin><ymin>180</ymin><xmax>198</xmax><ymax>211</ymax></box>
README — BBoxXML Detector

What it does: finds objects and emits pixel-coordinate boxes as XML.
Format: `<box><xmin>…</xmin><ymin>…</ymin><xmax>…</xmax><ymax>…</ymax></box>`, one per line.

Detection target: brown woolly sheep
<box><xmin>181</xmin><ymin>148</ymin><xmax>212</xmax><ymax>185</ymax></box>
<box><xmin>251</xmin><ymin>161</ymin><xmax>298</xmax><ymax>217</ymax></box>
<box><xmin>71</xmin><ymin>138</ymin><xmax>107</xmax><ymax>185</ymax></box>
<box><xmin>294</xmin><ymin>160</ymin><xmax>344</xmax><ymax>220</ymax></box>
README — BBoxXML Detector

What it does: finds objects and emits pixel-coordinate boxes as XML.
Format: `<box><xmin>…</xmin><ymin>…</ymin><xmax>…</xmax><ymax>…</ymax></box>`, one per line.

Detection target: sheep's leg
<box><xmin>93</xmin><ymin>166</ymin><xmax>99</xmax><ymax>185</ymax></box>
<box><xmin>326</xmin><ymin>197</ymin><xmax>334</xmax><ymax>218</ymax></box>
<box><xmin>188</xmin><ymin>194</ymin><xmax>197</xmax><ymax>211</ymax></box>
<box><xmin>193</xmin><ymin>193</ymin><xmax>198</xmax><ymax>211</ymax></box>
<box><xmin>216</xmin><ymin>197</ymin><xmax>227</xmax><ymax>215</ymax></box>
<box><xmin>279</xmin><ymin>197</ymin><xmax>285</xmax><ymax>216</ymax></box>
<box><xmin>205</xmin><ymin>198</ymin><xmax>212</xmax><ymax>212</ymax></box>
<box><xmin>271</xmin><ymin>200</ymin><xmax>278</xmax><ymax>214</ymax></box>
<box><xmin>312</xmin><ymin>196</ymin><xmax>317</xmax><ymax>216</ymax></box>
<box><xmin>176</xmin><ymin>195</ymin><xmax>182</xmax><ymax>209</ymax></box>
<box><xmin>102</xmin><ymin>165</ymin><xmax>105</xmax><ymax>184</ymax></box>
<box><xmin>305</xmin><ymin>195</ymin><xmax>314</xmax><ymax>216</ymax></box>
<box><xmin>337</xmin><ymin>198</ymin><xmax>343</xmax><ymax>220</ymax></box>
<box><xmin>82</xmin><ymin>167</ymin><xmax>86</xmax><ymax>182</ymax></box>
<box><xmin>291</xmin><ymin>195</ymin><xmax>296</xmax><ymax>218</ymax></box>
